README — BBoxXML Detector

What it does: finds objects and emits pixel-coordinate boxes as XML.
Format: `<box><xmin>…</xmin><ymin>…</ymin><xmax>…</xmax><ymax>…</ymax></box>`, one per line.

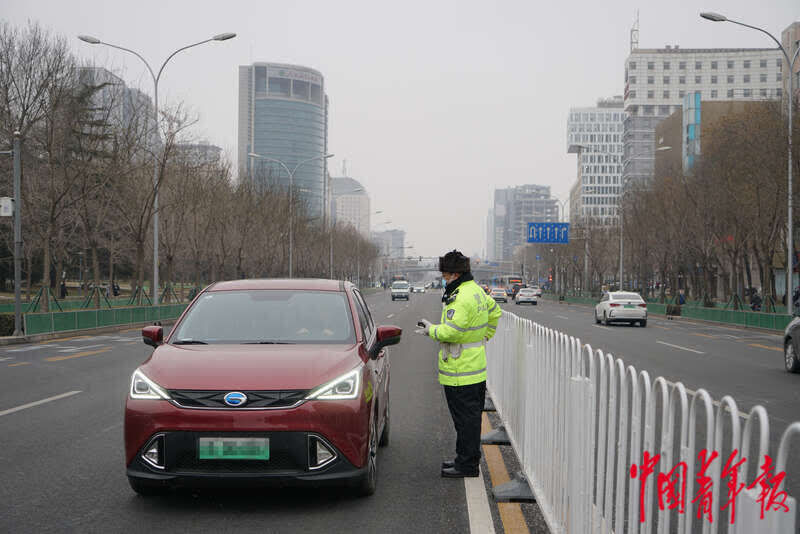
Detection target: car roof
<box><xmin>208</xmin><ymin>279</ymin><xmax>350</xmax><ymax>292</ymax></box>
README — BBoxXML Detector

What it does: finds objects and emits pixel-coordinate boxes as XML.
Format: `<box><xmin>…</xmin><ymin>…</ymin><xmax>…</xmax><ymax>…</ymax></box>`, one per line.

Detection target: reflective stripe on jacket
<box><xmin>429</xmin><ymin>279</ymin><xmax>503</xmax><ymax>386</ymax></box>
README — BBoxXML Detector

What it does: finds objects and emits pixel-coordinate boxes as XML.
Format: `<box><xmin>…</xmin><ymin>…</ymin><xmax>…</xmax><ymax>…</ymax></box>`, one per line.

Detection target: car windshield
<box><xmin>392</xmin><ymin>282</ymin><xmax>409</xmax><ymax>289</ymax></box>
<box><xmin>519</xmin><ymin>290</ymin><xmax>534</xmax><ymax>295</ymax></box>
<box><xmin>171</xmin><ymin>290</ymin><xmax>356</xmax><ymax>344</ymax></box>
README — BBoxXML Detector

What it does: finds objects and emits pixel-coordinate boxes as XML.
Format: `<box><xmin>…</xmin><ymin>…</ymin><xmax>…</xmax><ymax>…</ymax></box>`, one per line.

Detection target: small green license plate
<box><xmin>198</xmin><ymin>437</ymin><xmax>270</xmax><ymax>460</ymax></box>
<box><xmin>624</xmin><ymin>304</ymin><xmax>636</xmax><ymax>309</ymax></box>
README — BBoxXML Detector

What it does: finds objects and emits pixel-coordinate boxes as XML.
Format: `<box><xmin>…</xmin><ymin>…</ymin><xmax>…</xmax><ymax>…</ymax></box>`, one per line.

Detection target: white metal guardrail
<box><xmin>485</xmin><ymin>312</ymin><xmax>800</xmax><ymax>534</ymax></box>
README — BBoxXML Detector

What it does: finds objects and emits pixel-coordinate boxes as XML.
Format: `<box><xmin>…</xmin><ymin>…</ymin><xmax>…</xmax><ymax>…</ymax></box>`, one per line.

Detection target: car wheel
<box><xmin>379</xmin><ymin>397</ymin><xmax>390</xmax><ymax>448</ymax></box>
<box><xmin>602</xmin><ymin>312</ymin><xmax>609</xmax><ymax>326</ymax></box>
<box><xmin>785</xmin><ymin>340</ymin><xmax>800</xmax><ymax>373</ymax></box>
<box><xmin>128</xmin><ymin>477</ymin><xmax>167</xmax><ymax>497</ymax></box>
<box><xmin>640</xmin><ymin>320</ymin><xmax>647</xmax><ymax>327</ymax></box>
<box><xmin>533</xmin><ymin>301</ymin><xmax>537</xmax><ymax>306</ymax></box>
<box><xmin>356</xmin><ymin>414</ymin><xmax>378</xmax><ymax>496</ymax></box>
<box><xmin>595</xmin><ymin>311</ymin><xmax>601</xmax><ymax>324</ymax></box>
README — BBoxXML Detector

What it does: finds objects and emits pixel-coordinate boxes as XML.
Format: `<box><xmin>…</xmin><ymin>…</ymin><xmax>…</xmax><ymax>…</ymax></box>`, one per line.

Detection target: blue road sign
<box><xmin>527</xmin><ymin>222</ymin><xmax>570</xmax><ymax>244</ymax></box>
<box><xmin>535</xmin><ymin>255</ymin><xmax>541</xmax><ymax>261</ymax></box>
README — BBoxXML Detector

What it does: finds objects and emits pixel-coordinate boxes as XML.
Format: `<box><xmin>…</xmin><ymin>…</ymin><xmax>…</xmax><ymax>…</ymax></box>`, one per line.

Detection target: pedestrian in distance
<box><xmin>415</xmin><ymin>250</ymin><xmax>503</xmax><ymax>478</ymax></box>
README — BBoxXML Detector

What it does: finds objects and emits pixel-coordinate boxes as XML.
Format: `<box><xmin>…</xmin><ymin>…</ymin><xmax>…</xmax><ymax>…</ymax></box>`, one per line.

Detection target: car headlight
<box><xmin>305</xmin><ymin>368</ymin><xmax>362</xmax><ymax>401</ymax></box>
<box><xmin>130</xmin><ymin>369</ymin><xmax>171</xmax><ymax>400</ymax></box>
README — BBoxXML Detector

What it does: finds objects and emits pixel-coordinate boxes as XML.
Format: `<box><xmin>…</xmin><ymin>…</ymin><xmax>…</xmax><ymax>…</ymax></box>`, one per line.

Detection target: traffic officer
<box><xmin>415</xmin><ymin>250</ymin><xmax>502</xmax><ymax>477</ymax></box>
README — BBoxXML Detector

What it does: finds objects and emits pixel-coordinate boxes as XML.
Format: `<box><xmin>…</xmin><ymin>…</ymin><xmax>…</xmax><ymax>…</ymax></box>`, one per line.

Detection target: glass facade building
<box><xmin>238</xmin><ymin>63</ymin><xmax>328</xmax><ymax>219</ymax></box>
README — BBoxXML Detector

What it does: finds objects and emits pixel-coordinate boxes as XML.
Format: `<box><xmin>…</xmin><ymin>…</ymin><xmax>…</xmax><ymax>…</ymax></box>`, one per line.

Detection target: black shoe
<box><xmin>441</xmin><ymin>460</ymin><xmax>455</xmax><ymax>469</ymax></box>
<box><xmin>441</xmin><ymin>466</ymin><xmax>479</xmax><ymax>478</ymax></box>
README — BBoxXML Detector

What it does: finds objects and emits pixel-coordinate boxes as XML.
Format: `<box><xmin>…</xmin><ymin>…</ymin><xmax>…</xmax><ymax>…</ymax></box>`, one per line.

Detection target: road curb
<box><xmin>0</xmin><ymin>319</ymin><xmax>178</xmax><ymax>346</ymax></box>
<box><xmin>548</xmin><ymin>299</ymin><xmax>782</xmax><ymax>336</ymax></box>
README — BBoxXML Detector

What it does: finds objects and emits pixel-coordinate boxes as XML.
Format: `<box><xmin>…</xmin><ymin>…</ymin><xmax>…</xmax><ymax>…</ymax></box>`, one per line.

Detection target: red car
<box><xmin>125</xmin><ymin>279</ymin><xmax>401</xmax><ymax>496</ymax></box>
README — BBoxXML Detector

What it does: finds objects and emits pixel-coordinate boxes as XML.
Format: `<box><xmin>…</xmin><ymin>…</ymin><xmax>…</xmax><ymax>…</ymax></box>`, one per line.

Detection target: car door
<box><xmin>352</xmin><ymin>290</ymin><xmax>386</xmax><ymax>418</ymax></box>
<box><xmin>597</xmin><ymin>293</ymin><xmax>608</xmax><ymax>318</ymax></box>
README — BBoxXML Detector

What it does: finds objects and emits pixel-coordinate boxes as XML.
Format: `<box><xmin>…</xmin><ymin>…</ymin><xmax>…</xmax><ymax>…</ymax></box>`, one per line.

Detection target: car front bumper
<box><xmin>126</xmin><ymin>429</ymin><xmax>366</xmax><ymax>490</ymax></box>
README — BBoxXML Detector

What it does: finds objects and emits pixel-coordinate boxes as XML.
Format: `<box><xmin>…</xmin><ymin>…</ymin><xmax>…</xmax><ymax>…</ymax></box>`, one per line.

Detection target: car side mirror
<box><xmin>142</xmin><ymin>325</ymin><xmax>163</xmax><ymax>348</ymax></box>
<box><xmin>371</xmin><ymin>325</ymin><xmax>402</xmax><ymax>358</ymax></box>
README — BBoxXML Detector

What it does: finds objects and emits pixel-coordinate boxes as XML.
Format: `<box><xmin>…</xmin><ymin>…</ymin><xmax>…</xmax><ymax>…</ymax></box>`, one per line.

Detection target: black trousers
<box><xmin>443</xmin><ymin>380</ymin><xmax>486</xmax><ymax>471</ymax></box>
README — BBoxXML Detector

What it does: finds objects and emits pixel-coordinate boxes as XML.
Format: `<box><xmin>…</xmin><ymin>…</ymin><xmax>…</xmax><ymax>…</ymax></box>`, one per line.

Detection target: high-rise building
<box><xmin>623</xmin><ymin>44</ymin><xmax>784</xmax><ymax>188</ymax></box>
<box><xmin>566</xmin><ymin>96</ymin><xmax>626</xmax><ymax>227</ymax></box>
<box><xmin>372</xmin><ymin>229</ymin><xmax>406</xmax><ymax>258</ymax></box>
<box><xmin>238</xmin><ymin>62</ymin><xmax>329</xmax><ymax>218</ymax></box>
<box><xmin>490</xmin><ymin>185</ymin><xmax>559</xmax><ymax>261</ymax></box>
<box><xmin>331</xmin><ymin>176</ymin><xmax>370</xmax><ymax>236</ymax></box>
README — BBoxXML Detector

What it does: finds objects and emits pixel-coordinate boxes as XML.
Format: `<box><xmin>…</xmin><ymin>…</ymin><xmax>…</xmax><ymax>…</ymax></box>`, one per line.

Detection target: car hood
<box><xmin>140</xmin><ymin>344</ymin><xmax>362</xmax><ymax>391</ymax></box>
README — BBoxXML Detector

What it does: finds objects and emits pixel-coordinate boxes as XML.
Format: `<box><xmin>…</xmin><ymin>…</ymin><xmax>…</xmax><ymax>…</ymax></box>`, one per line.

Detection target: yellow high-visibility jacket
<box><xmin>428</xmin><ymin>279</ymin><xmax>502</xmax><ymax>386</ymax></box>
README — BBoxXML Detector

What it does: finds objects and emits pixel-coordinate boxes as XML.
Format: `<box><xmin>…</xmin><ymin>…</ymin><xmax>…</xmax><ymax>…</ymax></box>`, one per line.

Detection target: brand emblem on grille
<box><xmin>223</xmin><ymin>391</ymin><xmax>247</xmax><ymax>407</ymax></box>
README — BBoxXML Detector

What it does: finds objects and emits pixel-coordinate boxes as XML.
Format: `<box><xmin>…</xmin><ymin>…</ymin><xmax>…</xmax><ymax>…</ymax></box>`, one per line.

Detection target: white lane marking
<box><xmin>101</xmin><ymin>421</ymin><xmax>123</xmax><ymax>433</ymax></box>
<box><xmin>0</xmin><ymin>356</ymin><xmax>13</xmax><ymax>362</ymax></box>
<box><xmin>465</xmin><ymin>472</ymin><xmax>496</xmax><ymax>534</ymax></box>
<box><xmin>555</xmin><ymin>315</ymin><xmax>569</xmax><ymax>320</ymax></box>
<box><xmin>387</xmin><ymin>313</ymin><xmax>394</xmax><ymax>318</ymax></box>
<box><xmin>663</xmin><ymin>380</ymin><xmax>750</xmax><ymax>420</ymax></box>
<box><xmin>7</xmin><ymin>345</ymin><xmax>64</xmax><ymax>353</ymax></box>
<box><xmin>0</xmin><ymin>390</ymin><xmax>82</xmax><ymax>417</ymax></box>
<box><xmin>56</xmin><ymin>343</ymin><xmax>108</xmax><ymax>353</ymax></box>
<box><xmin>656</xmin><ymin>341</ymin><xmax>705</xmax><ymax>354</ymax></box>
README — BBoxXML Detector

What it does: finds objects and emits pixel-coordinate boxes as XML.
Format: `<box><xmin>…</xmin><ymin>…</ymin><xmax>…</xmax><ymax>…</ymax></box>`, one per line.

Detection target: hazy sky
<box><xmin>4</xmin><ymin>0</ymin><xmax>799</xmax><ymax>258</ymax></box>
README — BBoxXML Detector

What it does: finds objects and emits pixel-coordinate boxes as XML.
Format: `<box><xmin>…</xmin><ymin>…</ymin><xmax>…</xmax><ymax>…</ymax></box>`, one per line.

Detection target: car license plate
<box><xmin>624</xmin><ymin>304</ymin><xmax>635</xmax><ymax>309</ymax></box>
<box><xmin>198</xmin><ymin>437</ymin><xmax>269</xmax><ymax>460</ymax></box>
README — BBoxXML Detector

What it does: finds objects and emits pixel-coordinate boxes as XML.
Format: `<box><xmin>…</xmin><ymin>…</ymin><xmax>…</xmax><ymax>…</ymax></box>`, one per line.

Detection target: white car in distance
<box><xmin>595</xmin><ymin>291</ymin><xmax>647</xmax><ymax>327</ymax></box>
<box><xmin>412</xmin><ymin>284</ymin><xmax>425</xmax><ymax>294</ymax></box>
<box><xmin>529</xmin><ymin>285</ymin><xmax>543</xmax><ymax>298</ymax></box>
<box><xmin>514</xmin><ymin>288</ymin><xmax>538</xmax><ymax>305</ymax></box>
<box><xmin>391</xmin><ymin>281</ymin><xmax>410</xmax><ymax>301</ymax></box>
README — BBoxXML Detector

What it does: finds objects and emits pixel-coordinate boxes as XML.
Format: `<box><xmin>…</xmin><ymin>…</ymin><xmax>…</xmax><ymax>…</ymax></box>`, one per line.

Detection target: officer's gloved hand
<box><xmin>414</xmin><ymin>319</ymin><xmax>433</xmax><ymax>336</ymax></box>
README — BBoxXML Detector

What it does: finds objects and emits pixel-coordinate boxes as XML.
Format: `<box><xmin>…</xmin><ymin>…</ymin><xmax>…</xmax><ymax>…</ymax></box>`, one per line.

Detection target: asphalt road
<box><xmin>0</xmin><ymin>291</ymin><xmax>486</xmax><ymax>534</ymax></box>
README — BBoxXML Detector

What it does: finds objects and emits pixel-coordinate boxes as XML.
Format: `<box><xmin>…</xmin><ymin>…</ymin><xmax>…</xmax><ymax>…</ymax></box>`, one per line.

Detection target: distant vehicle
<box><xmin>594</xmin><ymin>291</ymin><xmax>647</xmax><ymax>327</ymax></box>
<box><xmin>490</xmin><ymin>288</ymin><xmax>508</xmax><ymax>303</ymax></box>
<box><xmin>391</xmin><ymin>281</ymin><xmax>410</xmax><ymax>301</ymax></box>
<box><xmin>784</xmin><ymin>317</ymin><xmax>800</xmax><ymax>373</ymax></box>
<box><xmin>412</xmin><ymin>284</ymin><xmax>425</xmax><ymax>294</ymax></box>
<box><xmin>514</xmin><ymin>288</ymin><xmax>537</xmax><ymax>305</ymax></box>
<box><xmin>529</xmin><ymin>285</ymin><xmax>543</xmax><ymax>298</ymax></box>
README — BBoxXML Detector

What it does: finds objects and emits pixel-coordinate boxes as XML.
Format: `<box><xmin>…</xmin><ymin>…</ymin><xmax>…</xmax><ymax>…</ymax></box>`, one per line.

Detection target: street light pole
<box><xmin>701</xmin><ymin>12</ymin><xmax>800</xmax><ymax>314</ymax></box>
<box><xmin>249</xmin><ymin>152</ymin><xmax>334</xmax><ymax>277</ymax></box>
<box><xmin>0</xmin><ymin>132</ymin><xmax>23</xmax><ymax>335</ymax></box>
<box><xmin>79</xmin><ymin>32</ymin><xmax>236</xmax><ymax>304</ymax></box>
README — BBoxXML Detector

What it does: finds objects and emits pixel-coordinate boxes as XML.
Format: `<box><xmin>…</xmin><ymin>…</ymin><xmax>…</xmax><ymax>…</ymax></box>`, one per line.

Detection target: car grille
<box><xmin>164</xmin><ymin>431</ymin><xmax>309</xmax><ymax>474</ymax></box>
<box><xmin>168</xmin><ymin>389</ymin><xmax>308</xmax><ymax>409</ymax></box>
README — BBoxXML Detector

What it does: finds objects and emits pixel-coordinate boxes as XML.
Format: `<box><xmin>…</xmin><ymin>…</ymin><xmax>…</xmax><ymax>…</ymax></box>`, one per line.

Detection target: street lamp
<box><xmin>249</xmin><ymin>152</ymin><xmax>334</xmax><ymax>278</ymax></box>
<box><xmin>700</xmin><ymin>11</ymin><xmax>800</xmax><ymax>314</ymax></box>
<box><xmin>0</xmin><ymin>131</ymin><xmax>22</xmax><ymax>335</ymax></box>
<box><xmin>79</xmin><ymin>32</ymin><xmax>236</xmax><ymax>304</ymax></box>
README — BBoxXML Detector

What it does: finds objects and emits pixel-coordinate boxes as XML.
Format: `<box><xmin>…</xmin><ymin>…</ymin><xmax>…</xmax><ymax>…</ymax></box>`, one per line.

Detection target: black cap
<box><xmin>438</xmin><ymin>250</ymin><xmax>470</xmax><ymax>273</ymax></box>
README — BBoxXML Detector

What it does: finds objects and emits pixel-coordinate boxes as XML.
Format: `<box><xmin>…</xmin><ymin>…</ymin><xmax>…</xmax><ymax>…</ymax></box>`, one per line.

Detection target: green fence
<box><xmin>541</xmin><ymin>293</ymin><xmax>791</xmax><ymax>331</ymax></box>
<box><xmin>24</xmin><ymin>303</ymin><xmax>188</xmax><ymax>336</ymax></box>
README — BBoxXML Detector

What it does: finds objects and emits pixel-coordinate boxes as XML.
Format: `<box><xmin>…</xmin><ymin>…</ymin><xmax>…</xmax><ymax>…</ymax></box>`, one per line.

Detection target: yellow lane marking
<box><xmin>36</xmin><ymin>335</ymin><xmax>91</xmax><ymax>345</ymax></box>
<box><xmin>481</xmin><ymin>412</ymin><xmax>530</xmax><ymax>534</ymax></box>
<box><xmin>748</xmin><ymin>343</ymin><xmax>782</xmax><ymax>352</ymax></box>
<box><xmin>45</xmin><ymin>347</ymin><xmax>112</xmax><ymax>362</ymax></box>
<box><xmin>8</xmin><ymin>362</ymin><xmax>30</xmax><ymax>367</ymax></box>
<box><xmin>692</xmin><ymin>333</ymin><xmax>716</xmax><ymax>339</ymax></box>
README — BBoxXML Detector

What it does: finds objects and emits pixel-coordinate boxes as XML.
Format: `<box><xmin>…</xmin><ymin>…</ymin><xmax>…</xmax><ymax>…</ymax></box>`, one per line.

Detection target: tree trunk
<box><xmin>91</xmin><ymin>244</ymin><xmax>100</xmax><ymax>308</ymax></box>
<box><xmin>136</xmin><ymin>239</ymin><xmax>145</xmax><ymax>305</ymax></box>
<box><xmin>41</xmin><ymin>229</ymin><xmax>51</xmax><ymax>313</ymax></box>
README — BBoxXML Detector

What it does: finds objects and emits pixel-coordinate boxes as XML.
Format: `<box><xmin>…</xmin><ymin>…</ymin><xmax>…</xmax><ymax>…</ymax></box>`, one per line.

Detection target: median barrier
<box><xmin>485</xmin><ymin>311</ymin><xmax>798</xmax><ymax>533</ymax></box>
<box><xmin>23</xmin><ymin>303</ymin><xmax>188</xmax><ymax>335</ymax></box>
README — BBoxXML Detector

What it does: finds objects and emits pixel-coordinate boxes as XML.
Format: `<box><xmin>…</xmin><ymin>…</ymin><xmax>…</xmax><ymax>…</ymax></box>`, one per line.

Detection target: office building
<box><xmin>238</xmin><ymin>62</ymin><xmax>329</xmax><ymax>218</ymax></box>
<box><xmin>566</xmin><ymin>96</ymin><xmax>626</xmax><ymax>227</ymax></box>
<box><xmin>331</xmin><ymin>176</ymin><xmax>370</xmax><ymax>236</ymax></box>
<box><xmin>623</xmin><ymin>44</ymin><xmax>784</xmax><ymax>189</ymax></box>
<box><xmin>372</xmin><ymin>229</ymin><xmax>406</xmax><ymax>258</ymax></box>
<box><xmin>490</xmin><ymin>185</ymin><xmax>559</xmax><ymax>262</ymax></box>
